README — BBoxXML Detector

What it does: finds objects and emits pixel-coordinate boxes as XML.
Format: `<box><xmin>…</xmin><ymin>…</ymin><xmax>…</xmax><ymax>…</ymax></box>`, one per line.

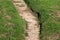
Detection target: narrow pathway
<box><xmin>12</xmin><ymin>0</ymin><xmax>40</xmax><ymax>40</ymax></box>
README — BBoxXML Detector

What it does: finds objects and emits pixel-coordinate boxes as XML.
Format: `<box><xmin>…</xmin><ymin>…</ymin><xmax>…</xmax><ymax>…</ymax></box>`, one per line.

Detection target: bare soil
<box><xmin>12</xmin><ymin>0</ymin><xmax>40</xmax><ymax>40</ymax></box>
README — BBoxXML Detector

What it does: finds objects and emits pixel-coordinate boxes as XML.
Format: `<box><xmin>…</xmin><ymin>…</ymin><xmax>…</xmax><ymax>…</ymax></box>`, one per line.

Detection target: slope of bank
<box><xmin>24</xmin><ymin>0</ymin><xmax>60</xmax><ymax>40</ymax></box>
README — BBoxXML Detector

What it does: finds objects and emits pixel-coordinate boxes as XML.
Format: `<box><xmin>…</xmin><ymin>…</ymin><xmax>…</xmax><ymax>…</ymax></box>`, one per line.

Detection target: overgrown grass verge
<box><xmin>0</xmin><ymin>0</ymin><xmax>26</xmax><ymax>40</ymax></box>
<box><xmin>24</xmin><ymin>0</ymin><xmax>60</xmax><ymax>40</ymax></box>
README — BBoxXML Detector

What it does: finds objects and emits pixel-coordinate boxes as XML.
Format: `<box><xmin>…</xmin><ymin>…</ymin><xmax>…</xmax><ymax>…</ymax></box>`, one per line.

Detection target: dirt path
<box><xmin>12</xmin><ymin>0</ymin><xmax>40</xmax><ymax>40</ymax></box>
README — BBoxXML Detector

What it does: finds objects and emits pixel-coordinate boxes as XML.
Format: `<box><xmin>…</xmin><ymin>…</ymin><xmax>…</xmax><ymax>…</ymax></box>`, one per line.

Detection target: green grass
<box><xmin>0</xmin><ymin>0</ymin><xmax>26</xmax><ymax>40</ymax></box>
<box><xmin>25</xmin><ymin>0</ymin><xmax>60</xmax><ymax>40</ymax></box>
